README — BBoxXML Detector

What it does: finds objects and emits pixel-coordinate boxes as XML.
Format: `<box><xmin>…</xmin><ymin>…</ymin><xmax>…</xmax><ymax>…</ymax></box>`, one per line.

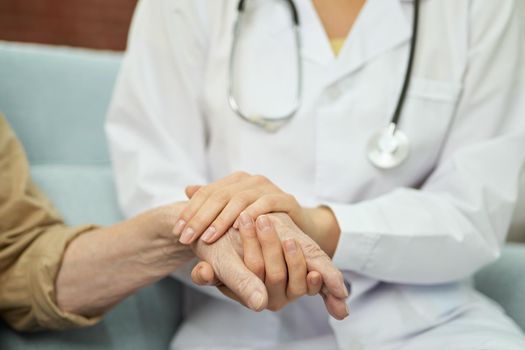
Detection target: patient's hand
<box><xmin>190</xmin><ymin>213</ymin><xmax>349</xmax><ymax>320</ymax></box>
<box><xmin>192</xmin><ymin>214</ymin><xmax>323</xmax><ymax>311</ymax></box>
<box><xmin>189</xmin><ymin>220</ymin><xmax>269</xmax><ymax>311</ymax></box>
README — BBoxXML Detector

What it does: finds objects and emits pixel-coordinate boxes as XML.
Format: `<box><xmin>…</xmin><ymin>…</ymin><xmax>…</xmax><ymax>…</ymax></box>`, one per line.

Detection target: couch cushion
<box><xmin>0</xmin><ymin>278</ymin><xmax>183</xmax><ymax>350</ymax></box>
<box><xmin>0</xmin><ymin>41</ymin><xmax>120</xmax><ymax>165</ymax></box>
<box><xmin>475</xmin><ymin>244</ymin><xmax>525</xmax><ymax>330</ymax></box>
<box><xmin>0</xmin><ymin>41</ymin><xmax>183</xmax><ymax>349</ymax></box>
<box><xmin>30</xmin><ymin>165</ymin><xmax>122</xmax><ymax>226</ymax></box>
<box><xmin>0</xmin><ymin>41</ymin><xmax>123</xmax><ymax>226</ymax></box>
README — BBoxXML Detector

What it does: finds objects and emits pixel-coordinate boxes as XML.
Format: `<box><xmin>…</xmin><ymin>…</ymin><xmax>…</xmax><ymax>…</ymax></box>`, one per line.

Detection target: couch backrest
<box><xmin>0</xmin><ymin>41</ymin><xmax>524</xmax><ymax>240</ymax></box>
<box><xmin>0</xmin><ymin>41</ymin><xmax>123</xmax><ymax>226</ymax></box>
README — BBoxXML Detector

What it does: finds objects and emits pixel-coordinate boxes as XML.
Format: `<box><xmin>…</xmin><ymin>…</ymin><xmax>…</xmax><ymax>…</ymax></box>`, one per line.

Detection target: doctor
<box><xmin>107</xmin><ymin>0</ymin><xmax>525</xmax><ymax>349</ymax></box>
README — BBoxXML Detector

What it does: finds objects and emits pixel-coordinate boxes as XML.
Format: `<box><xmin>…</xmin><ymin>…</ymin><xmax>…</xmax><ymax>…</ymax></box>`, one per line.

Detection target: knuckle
<box><xmin>302</xmin><ymin>242</ymin><xmax>329</xmax><ymax>261</ymax></box>
<box><xmin>254</xmin><ymin>266</ymin><xmax>265</xmax><ymax>279</ymax></box>
<box><xmin>195</xmin><ymin>186</ymin><xmax>210</xmax><ymax>198</ymax></box>
<box><xmin>265</xmin><ymin>270</ymin><xmax>286</xmax><ymax>285</ymax></box>
<box><xmin>252</xmin><ymin>174</ymin><xmax>269</xmax><ymax>185</ymax></box>
<box><xmin>189</xmin><ymin>213</ymin><xmax>206</xmax><ymax>227</ymax></box>
<box><xmin>231</xmin><ymin>171</ymin><xmax>249</xmax><ymax>180</ymax></box>
<box><xmin>179</xmin><ymin>209</ymin><xmax>192</xmax><ymax>221</ymax></box>
<box><xmin>235</xmin><ymin>274</ymin><xmax>253</xmax><ymax>297</ymax></box>
<box><xmin>288</xmin><ymin>285</ymin><xmax>307</xmax><ymax>299</ymax></box>
<box><xmin>246</xmin><ymin>260</ymin><xmax>265</xmax><ymax>278</ymax></box>
<box><xmin>285</xmin><ymin>193</ymin><xmax>298</xmax><ymax>206</ymax></box>
<box><xmin>262</xmin><ymin>195</ymin><xmax>278</xmax><ymax>207</ymax></box>
<box><xmin>288</xmin><ymin>258</ymin><xmax>305</xmax><ymax>272</ymax></box>
<box><xmin>232</xmin><ymin>192</ymin><xmax>251</xmax><ymax>207</ymax></box>
<box><xmin>212</xmin><ymin>216</ymin><xmax>227</xmax><ymax>230</ymax></box>
<box><xmin>329</xmin><ymin>270</ymin><xmax>344</xmax><ymax>284</ymax></box>
<box><xmin>266</xmin><ymin>301</ymin><xmax>284</xmax><ymax>312</ymax></box>
<box><xmin>186</xmin><ymin>214</ymin><xmax>204</xmax><ymax>230</ymax></box>
<box><xmin>212</xmin><ymin>190</ymin><xmax>230</xmax><ymax>203</ymax></box>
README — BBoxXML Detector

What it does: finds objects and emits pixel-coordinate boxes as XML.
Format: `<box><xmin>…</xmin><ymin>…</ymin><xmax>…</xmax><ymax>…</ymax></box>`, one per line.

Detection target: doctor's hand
<box><xmin>174</xmin><ymin>172</ymin><xmax>338</xmax><ymax>251</ymax></box>
<box><xmin>192</xmin><ymin>213</ymin><xmax>324</xmax><ymax>313</ymax></box>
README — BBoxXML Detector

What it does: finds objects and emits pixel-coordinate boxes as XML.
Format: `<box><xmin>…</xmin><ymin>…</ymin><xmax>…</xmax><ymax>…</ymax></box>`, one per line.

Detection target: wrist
<box><xmin>55</xmin><ymin>203</ymin><xmax>193</xmax><ymax>317</ymax></box>
<box><xmin>128</xmin><ymin>204</ymin><xmax>195</xmax><ymax>278</ymax></box>
<box><xmin>307</xmin><ymin>206</ymin><xmax>341</xmax><ymax>258</ymax></box>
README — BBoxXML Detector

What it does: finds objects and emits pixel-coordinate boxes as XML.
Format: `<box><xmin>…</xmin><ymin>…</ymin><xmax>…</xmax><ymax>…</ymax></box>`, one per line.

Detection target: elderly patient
<box><xmin>0</xmin><ymin>115</ymin><xmax>347</xmax><ymax>331</ymax></box>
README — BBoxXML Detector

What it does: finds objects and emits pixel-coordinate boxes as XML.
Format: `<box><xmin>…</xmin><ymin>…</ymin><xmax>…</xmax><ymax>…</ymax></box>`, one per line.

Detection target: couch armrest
<box><xmin>474</xmin><ymin>243</ymin><xmax>525</xmax><ymax>331</ymax></box>
<box><xmin>0</xmin><ymin>278</ymin><xmax>183</xmax><ymax>350</ymax></box>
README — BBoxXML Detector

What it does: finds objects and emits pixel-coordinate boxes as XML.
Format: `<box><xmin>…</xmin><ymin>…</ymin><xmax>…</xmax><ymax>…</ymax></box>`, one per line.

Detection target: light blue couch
<box><xmin>0</xmin><ymin>42</ymin><xmax>524</xmax><ymax>349</ymax></box>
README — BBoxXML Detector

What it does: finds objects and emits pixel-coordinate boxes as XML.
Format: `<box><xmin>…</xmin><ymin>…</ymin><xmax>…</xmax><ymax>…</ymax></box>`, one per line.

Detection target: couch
<box><xmin>0</xmin><ymin>41</ymin><xmax>524</xmax><ymax>349</ymax></box>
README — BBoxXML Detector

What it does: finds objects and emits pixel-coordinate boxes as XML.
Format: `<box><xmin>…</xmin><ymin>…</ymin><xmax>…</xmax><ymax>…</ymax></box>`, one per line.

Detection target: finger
<box><xmin>244</xmin><ymin>194</ymin><xmax>301</xmax><ymax>220</ymax></box>
<box><xmin>282</xmin><ymin>239</ymin><xmax>307</xmax><ymax>300</ymax></box>
<box><xmin>257</xmin><ymin>215</ymin><xmax>288</xmax><ymax>311</ymax></box>
<box><xmin>298</xmin><ymin>241</ymin><xmax>349</xmax><ymax>300</ymax></box>
<box><xmin>174</xmin><ymin>172</ymin><xmax>250</xmax><ymax>239</ymax></box>
<box><xmin>202</xmin><ymin>189</ymin><xmax>263</xmax><ymax>244</ymax></box>
<box><xmin>185</xmin><ymin>185</ymin><xmax>202</xmax><ymax>199</ymax></box>
<box><xmin>239</xmin><ymin>212</ymin><xmax>265</xmax><ymax>280</ymax></box>
<box><xmin>179</xmin><ymin>188</ymin><xmax>235</xmax><ymax>244</ymax></box>
<box><xmin>321</xmin><ymin>289</ymin><xmax>349</xmax><ymax>320</ymax></box>
<box><xmin>306</xmin><ymin>271</ymin><xmax>322</xmax><ymax>296</ymax></box>
<box><xmin>211</xmin><ymin>244</ymin><xmax>268</xmax><ymax>311</ymax></box>
<box><xmin>191</xmin><ymin>261</ymin><xmax>219</xmax><ymax>285</ymax></box>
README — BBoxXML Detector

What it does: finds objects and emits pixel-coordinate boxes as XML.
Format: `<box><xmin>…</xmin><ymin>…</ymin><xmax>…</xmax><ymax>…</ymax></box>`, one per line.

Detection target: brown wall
<box><xmin>0</xmin><ymin>0</ymin><xmax>137</xmax><ymax>51</ymax></box>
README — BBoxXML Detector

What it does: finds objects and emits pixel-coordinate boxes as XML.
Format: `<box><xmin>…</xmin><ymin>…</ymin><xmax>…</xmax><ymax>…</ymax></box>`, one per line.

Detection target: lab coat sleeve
<box><xmin>106</xmin><ymin>0</ymin><xmax>209</xmax><ymax>217</ymax></box>
<box><xmin>106</xmin><ymin>0</ymin><xmax>231</xmax><ymax>301</ymax></box>
<box><xmin>330</xmin><ymin>0</ymin><xmax>525</xmax><ymax>284</ymax></box>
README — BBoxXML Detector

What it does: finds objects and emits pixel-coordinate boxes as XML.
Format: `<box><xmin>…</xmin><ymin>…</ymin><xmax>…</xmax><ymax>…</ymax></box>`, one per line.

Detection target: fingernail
<box><xmin>179</xmin><ymin>227</ymin><xmax>195</xmax><ymax>244</ymax></box>
<box><xmin>173</xmin><ymin>219</ymin><xmax>186</xmax><ymax>236</ymax></box>
<box><xmin>249</xmin><ymin>291</ymin><xmax>264</xmax><ymax>311</ymax></box>
<box><xmin>344</xmin><ymin>280</ymin><xmax>352</xmax><ymax>298</ymax></box>
<box><xmin>239</xmin><ymin>211</ymin><xmax>253</xmax><ymax>228</ymax></box>
<box><xmin>256</xmin><ymin>215</ymin><xmax>270</xmax><ymax>232</ymax></box>
<box><xmin>201</xmin><ymin>227</ymin><xmax>216</xmax><ymax>242</ymax></box>
<box><xmin>345</xmin><ymin>303</ymin><xmax>350</xmax><ymax>316</ymax></box>
<box><xmin>284</xmin><ymin>239</ymin><xmax>297</xmax><ymax>254</ymax></box>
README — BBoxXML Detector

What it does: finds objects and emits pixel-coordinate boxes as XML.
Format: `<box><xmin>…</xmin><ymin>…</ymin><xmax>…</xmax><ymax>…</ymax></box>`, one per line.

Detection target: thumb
<box><xmin>213</xmin><ymin>253</ymin><xmax>268</xmax><ymax>312</ymax></box>
<box><xmin>191</xmin><ymin>261</ymin><xmax>219</xmax><ymax>285</ymax></box>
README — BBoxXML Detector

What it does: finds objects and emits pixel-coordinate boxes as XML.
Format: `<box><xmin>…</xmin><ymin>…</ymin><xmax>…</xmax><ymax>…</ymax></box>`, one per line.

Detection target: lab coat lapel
<box><xmin>327</xmin><ymin>0</ymin><xmax>412</xmax><ymax>83</ymax></box>
<box><xmin>295</xmin><ymin>0</ymin><xmax>335</xmax><ymax>66</ymax></box>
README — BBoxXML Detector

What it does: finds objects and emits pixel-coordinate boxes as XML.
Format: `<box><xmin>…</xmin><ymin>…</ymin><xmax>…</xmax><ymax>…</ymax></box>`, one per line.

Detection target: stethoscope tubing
<box><xmin>229</xmin><ymin>0</ymin><xmax>421</xmax><ymax>169</ymax></box>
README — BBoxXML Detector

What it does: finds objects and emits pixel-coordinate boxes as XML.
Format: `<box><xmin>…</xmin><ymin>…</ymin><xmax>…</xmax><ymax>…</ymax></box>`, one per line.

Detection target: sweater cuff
<box><xmin>27</xmin><ymin>224</ymin><xmax>102</xmax><ymax>330</ymax></box>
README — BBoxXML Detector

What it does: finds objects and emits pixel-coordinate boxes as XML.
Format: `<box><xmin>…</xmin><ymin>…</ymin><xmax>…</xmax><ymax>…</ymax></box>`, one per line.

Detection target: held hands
<box><xmin>174</xmin><ymin>172</ymin><xmax>349</xmax><ymax>319</ymax></box>
<box><xmin>192</xmin><ymin>214</ymin><xmax>324</xmax><ymax>312</ymax></box>
<box><xmin>188</xmin><ymin>213</ymin><xmax>349</xmax><ymax>320</ymax></box>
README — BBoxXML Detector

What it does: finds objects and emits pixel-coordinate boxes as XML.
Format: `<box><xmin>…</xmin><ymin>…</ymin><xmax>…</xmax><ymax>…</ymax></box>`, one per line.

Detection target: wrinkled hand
<box><xmin>190</xmin><ymin>222</ymin><xmax>269</xmax><ymax>311</ymax></box>
<box><xmin>192</xmin><ymin>213</ymin><xmax>323</xmax><ymax>312</ymax></box>
<box><xmin>261</xmin><ymin>213</ymin><xmax>349</xmax><ymax>319</ymax></box>
<box><xmin>190</xmin><ymin>213</ymin><xmax>350</xmax><ymax>320</ymax></box>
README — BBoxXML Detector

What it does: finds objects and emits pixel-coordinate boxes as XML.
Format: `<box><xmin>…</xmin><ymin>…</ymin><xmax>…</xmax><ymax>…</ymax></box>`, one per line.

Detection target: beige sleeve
<box><xmin>0</xmin><ymin>115</ymin><xmax>101</xmax><ymax>331</ymax></box>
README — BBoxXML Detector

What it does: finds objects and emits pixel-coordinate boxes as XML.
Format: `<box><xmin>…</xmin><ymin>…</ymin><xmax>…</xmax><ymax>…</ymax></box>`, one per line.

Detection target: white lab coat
<box><xmin>106</xmin><ymin>0</ymin><xmax>525</xmax><ymax>349</ymax></box>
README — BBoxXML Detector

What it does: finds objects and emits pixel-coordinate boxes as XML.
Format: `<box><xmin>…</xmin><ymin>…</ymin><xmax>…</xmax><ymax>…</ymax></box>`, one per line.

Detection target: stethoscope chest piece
<box><xmin>367</xmin><ymin>123</ymin><xmax>410</xmax><ymax>169</ymax></box>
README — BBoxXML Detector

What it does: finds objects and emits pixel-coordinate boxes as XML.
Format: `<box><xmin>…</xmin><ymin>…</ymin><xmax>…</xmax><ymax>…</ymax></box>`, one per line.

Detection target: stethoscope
<box><xmin>228</xmin><ymin>0</ymin><xmax>420</xmax><ymax>170</ymax></box>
